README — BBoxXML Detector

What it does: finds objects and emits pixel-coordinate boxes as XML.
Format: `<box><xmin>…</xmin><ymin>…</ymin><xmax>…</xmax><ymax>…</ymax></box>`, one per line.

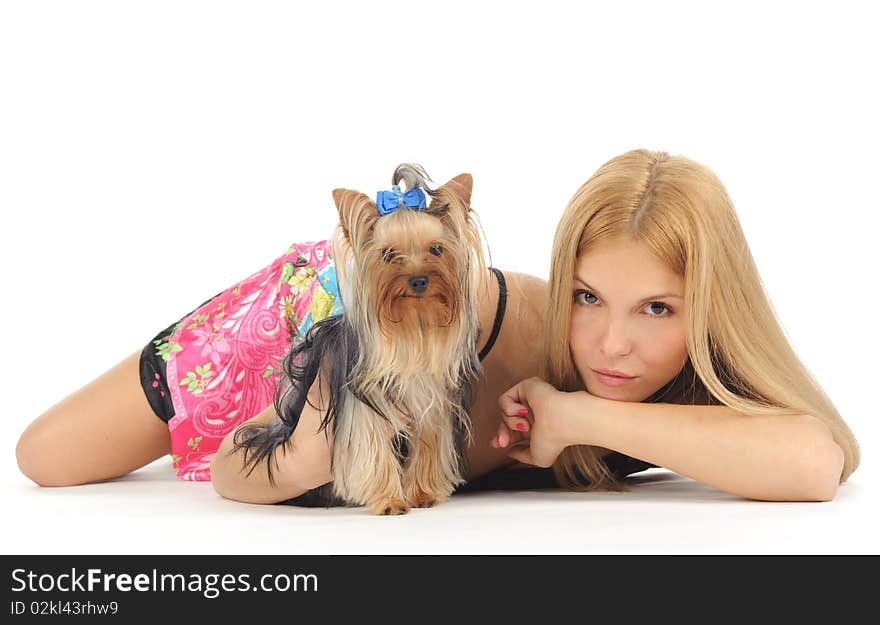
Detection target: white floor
<box><xmin>5</xmin><ymin>454</ymin><xmax>877</xmax><ymax>555</ymax></box>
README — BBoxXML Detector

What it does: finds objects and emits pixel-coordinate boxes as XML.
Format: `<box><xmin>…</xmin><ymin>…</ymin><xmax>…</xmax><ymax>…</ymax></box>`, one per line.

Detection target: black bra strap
<box><xmin>478</xmin><ymin>267</ymin><xmax>507</xmax><ymax>362</ymax></box>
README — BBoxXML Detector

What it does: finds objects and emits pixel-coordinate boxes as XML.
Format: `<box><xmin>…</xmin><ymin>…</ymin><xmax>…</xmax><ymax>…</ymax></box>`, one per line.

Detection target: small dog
<box><xmin>231</xmin><ymin>164</ymin><xmax>489</xmax><ymax>514</ymax></box>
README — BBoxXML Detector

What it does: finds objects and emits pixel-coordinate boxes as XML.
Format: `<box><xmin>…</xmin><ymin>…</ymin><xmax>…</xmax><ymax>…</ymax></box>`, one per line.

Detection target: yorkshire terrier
<box><xmin>231</xmin><ymin>164</ymin><xmax>489</xmax><ymax>515</ymax></box>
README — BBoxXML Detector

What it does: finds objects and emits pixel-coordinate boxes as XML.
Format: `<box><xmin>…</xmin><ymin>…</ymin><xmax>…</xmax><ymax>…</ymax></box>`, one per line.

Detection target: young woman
<box><xmin>491</xmin><ymin>148</ymin><xmax>860</xmax><ymax>502</ymax></box>
<box><xmin>16</xmin><ymin>152</ymin><xmax>857</xmax><ymax>504</ymax></box>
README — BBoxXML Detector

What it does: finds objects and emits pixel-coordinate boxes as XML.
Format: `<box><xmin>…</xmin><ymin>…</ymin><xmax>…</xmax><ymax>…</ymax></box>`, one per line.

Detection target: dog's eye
<box><xmin>381</xmin><ymin>248</ymin><xmax>398</xmax><ymax>263</ymax></box>
<box><xmin>429</xmin><ymin>244</ymin><xmax>443</xmax><ymax>257</ymax></box>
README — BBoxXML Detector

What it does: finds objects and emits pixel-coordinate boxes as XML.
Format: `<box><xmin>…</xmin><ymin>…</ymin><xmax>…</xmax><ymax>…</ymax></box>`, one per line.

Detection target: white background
<box><xmin>1</xmin><ymin>1</ymin><xmax>877</xmax><ymax>554</ymax></box>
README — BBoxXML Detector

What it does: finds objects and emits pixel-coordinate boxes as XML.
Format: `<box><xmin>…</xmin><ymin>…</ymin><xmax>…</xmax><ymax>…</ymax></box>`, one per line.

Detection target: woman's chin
<box><xmin>585</xmin><ymin>383</ymin><xmax>643</xmax><ymax>402</ymax></box>
<box><xmin>586</xmin><ymin>385</ymin><xmax>619</xmax><ymax>400</ymax></box>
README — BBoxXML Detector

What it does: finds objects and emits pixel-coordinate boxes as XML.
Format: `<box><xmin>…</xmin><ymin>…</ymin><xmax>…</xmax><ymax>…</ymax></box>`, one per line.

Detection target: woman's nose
<box><xmin>598</xmin><ymin>319</ymin><xmax>633</xmax><ymax>358</ymax></box>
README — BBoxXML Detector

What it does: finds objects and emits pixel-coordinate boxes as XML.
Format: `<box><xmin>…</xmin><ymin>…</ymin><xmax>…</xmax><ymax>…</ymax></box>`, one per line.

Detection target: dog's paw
<box><xmin>409</xmin><ymin>494</ymin><xmax>438</xmax><ymax>508</ymax></box>
<box><xmin>406</xmin><ymin>488</ymin><xmax>449</xmax><ymax>509</ymax></box>
<box><xmin>369</xmin><ymin>498</ymin><xmax>410</xmax><ymax>516</ymax></box>
<box><xmin>411</xmin><ymin>495</ymin><xmax>439</xmax><ymax>508</ymax></box>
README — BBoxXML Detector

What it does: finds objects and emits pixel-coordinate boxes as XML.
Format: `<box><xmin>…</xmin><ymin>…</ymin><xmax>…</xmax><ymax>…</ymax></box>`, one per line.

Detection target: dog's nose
<box><xmin>408</xmin><ymin>275</ymin><xmax>429</xmax><ymax>294</ymax></box>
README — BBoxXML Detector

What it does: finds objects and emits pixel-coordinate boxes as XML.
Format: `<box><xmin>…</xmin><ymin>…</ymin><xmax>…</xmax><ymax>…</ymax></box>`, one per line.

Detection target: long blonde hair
<box><xmin>546</xmin><ymin>149</ymin><xmax>861</xmax><ymax>492</ymax></box>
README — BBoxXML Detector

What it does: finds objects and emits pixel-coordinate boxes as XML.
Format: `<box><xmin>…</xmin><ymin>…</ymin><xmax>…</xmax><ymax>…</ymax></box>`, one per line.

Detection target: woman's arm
<box><xmin>211</xmin><ymin>381</ymin><xmax>333</xmax><ymax>505</ymax></box>
<box><xmin>562</xmin><ymin>392</ymin><xmax>845</xmax><ymax>502</ymax></box>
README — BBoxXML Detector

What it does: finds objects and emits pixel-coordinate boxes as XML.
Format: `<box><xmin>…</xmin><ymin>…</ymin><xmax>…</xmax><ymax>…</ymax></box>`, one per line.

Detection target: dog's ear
<box><xmin>429</xmin><ymin>173</ymin><xmax>473</xmax><ymax>210</ymax></box>
<box><xmin>332</xmin><ymin>188</ymin><xmax>379</xmax><ymax>243</ymax></box>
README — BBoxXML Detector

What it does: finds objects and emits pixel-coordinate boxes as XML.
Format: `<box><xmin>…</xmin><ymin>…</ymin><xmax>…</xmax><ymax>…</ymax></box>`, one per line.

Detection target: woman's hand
<box><xmin>491</xmin><ymin>376</ymin><xmax>572</xmax><ymax>468</ymax></box>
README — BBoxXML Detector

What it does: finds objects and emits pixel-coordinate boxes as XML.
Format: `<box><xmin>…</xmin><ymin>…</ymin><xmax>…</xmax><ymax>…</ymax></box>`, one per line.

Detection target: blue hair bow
<box><xmin>376</xmin><ymin>184</ymin><xmax>428</xmax><ymax>215</ymax></box>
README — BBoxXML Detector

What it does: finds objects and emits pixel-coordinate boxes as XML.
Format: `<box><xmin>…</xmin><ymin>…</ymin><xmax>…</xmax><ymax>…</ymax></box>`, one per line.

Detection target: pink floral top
<box><xmin>153</xmin><ymin>240</ymin><xmax>342</xmax><ymax>481</ymax></box>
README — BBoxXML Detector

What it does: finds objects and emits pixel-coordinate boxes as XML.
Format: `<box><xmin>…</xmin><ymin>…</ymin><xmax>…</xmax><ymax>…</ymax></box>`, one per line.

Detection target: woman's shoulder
<box><xmin>503</xmin><ymin>270</ymin><xmax>548</xmax><ymax>292</ymax></box>
<box><xmin>498</xmin><ymin>270</ymin><xmax>548</xmax><ymax>335</ymax></box>
<box><xmin>478</xmin><ymin>270</ymin><xmax>547</xmax><ymax>374</ymax></box>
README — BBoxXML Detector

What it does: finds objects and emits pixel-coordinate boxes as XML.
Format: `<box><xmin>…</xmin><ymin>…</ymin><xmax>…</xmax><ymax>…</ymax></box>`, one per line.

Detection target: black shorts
<box><xmin>138</xmin><ymin>291</ymin><xmax>224</xmax><ymax>424</ymax></box>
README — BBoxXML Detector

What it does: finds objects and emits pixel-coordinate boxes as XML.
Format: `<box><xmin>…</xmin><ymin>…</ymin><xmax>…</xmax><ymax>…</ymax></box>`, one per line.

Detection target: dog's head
<box><xmin>331</xmin><ymin>164</ymin><xmax>487</xmax><ymax>375</ymax></box>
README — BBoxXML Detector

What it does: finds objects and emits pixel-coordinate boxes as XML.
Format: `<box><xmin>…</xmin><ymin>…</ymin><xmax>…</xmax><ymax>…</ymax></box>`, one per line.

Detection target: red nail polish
<box><xmin>516</xmin><ymin>423</ymin><xmax>527</xmax><ymax>431</ymax></box>
<box><xmin>517</xmin><ymin>408</ymin><xmax>528</xmax><ymax>416</ymax></box>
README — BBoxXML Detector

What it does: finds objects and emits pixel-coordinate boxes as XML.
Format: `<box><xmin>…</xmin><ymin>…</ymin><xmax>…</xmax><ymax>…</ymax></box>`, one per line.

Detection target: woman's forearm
<box><xmin>211</xmin><ymin>428</ymin><xmax>313</xmax><ymax>505</ymax></box>
<box><xmin>561</xmin><ymin>392</ymin><xmax>844</xmax><ymax>502</ymax></box>
<box><xmin>211</xmin><ymin>393</ymin><xmax>334</xmax><ymax>505</ymax></box>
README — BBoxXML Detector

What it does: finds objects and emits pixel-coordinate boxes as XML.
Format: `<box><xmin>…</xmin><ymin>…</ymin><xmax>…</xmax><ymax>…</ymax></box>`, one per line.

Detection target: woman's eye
<box><xmin>429</xmin><ymin>244</ymin><xmax>443</xmax><ymax>256</ymax></box>
<box><xmin>644</xmin><ymin>302</ymin><xmax>670</xmax><ymax>317</ymax></box>
<box><xmin>573</xmin><ymin>290</ymin><xmax>598</xmax><ymax>305</ymax></box>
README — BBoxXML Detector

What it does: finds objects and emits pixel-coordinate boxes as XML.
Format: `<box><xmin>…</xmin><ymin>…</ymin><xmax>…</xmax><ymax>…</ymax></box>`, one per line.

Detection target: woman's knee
<box><xmin>15</xmin><ymin>421</ymin><xmax>66</xmax><ymax>487</ymax></box>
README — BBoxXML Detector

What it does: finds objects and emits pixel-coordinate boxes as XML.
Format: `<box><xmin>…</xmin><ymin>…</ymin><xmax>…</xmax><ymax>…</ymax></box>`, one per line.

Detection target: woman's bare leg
<box><xmin>15</xmin><ymin>348</ymin><xmax>172</xmax><ymax>486</ymax></box>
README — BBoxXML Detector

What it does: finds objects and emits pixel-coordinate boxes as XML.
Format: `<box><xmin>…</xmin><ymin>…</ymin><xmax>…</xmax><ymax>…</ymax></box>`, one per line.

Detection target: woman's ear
<box><xmin>332</xmin><ymin>188</ymin><xmax>379</xmax><ymax>244</ymax></box>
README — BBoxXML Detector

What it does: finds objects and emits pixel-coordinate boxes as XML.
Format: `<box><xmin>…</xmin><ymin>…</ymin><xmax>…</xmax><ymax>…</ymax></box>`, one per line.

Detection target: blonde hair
<box><xmin>546</xmin><ymin>149</ymin><xmax>861</xmax><ymax>492</ymax></box>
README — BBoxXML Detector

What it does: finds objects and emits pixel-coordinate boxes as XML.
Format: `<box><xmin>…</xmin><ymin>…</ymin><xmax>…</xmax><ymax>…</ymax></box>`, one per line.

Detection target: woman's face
<box><xmin>569</xmin><ymin>237</ymin><xmax>689</xmax><ymax>402</ymax></box>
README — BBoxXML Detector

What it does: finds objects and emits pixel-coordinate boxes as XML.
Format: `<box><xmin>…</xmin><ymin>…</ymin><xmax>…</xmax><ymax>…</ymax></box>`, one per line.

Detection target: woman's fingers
<box><xmin>491</xmin><ymin>418</ymin><xmax>529</xmax><ymax>449</ymax></box>
<box><xmin>499</xmin><ymin>387</ymin><xmax>532</xmax><ymax>427</ymax></box>
<box><xmin>493</xmin><ymin>383</ymin><xmax>533</xmax><ymax>449</ymax></box>
<box><xmin>498</xmin><ymin>382</ymin><xmax>529</xmax><ymax>416</ymax></box>
<box><xmin>494</xmin><ymin>378</ymin><xmax>541</xmax><ymax>449</ymax></box>
<box><xmin>500</xmin><ymin>405</ymin><xmax>531</xmax><ymax>433</ymax></box>
<box><xmin>498</xmin><ymin>380</ymin><xmax>536</xmax><ymax>426</ymax></box>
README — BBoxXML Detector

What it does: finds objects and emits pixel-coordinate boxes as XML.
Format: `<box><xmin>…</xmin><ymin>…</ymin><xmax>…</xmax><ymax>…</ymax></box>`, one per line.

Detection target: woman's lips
<box><xmin>592</xmin><ymin>369</ymin><xmax>637</xmax><ymax>387</ymax></box>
